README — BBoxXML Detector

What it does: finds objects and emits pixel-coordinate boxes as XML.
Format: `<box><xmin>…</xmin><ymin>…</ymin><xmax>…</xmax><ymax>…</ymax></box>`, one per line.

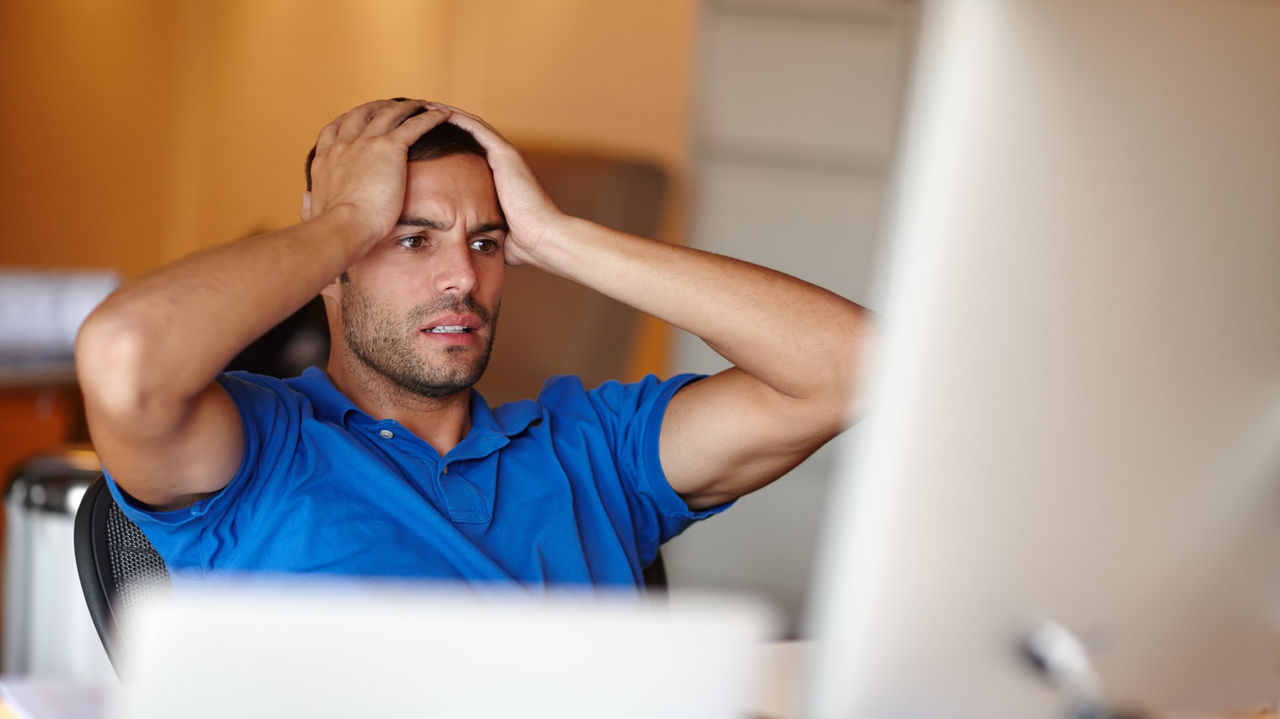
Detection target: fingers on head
<box><xmin>439</xmin><ymin>110</ymin><xmax>504</xmax><ymax>154</ymax></box>
<box><xmin>326</xmin><ymin>98</ymin><xmax>418</xmax><ymax>143</ymax></box>
<box><xmin>315</xmin><ymin>99</ymin><xmax>450</xmax><ymax>157</ymax></box>
<box><xmin>365</xmin><ymin>98</ymin><xmax>435</xmax><ymax>135</ymax></box>
<box><xmin>314</xmin><ymin>119</ymin><xmax>341</xmax><ymax>154</ymax></box>
<box><xmin>316</xmin><ymin>100</ymin><xmax>384</xmax><ymax>150</ymax></box>
<box><xmin>403</xmin><ymin>102</ymin><xmax>494</xmax><ymax>140</ymax></box>
<box><xmin>388</xmin><ymin>105</ymin><xmax>452</xmax><ymax>144</ymax></box>
<box><xmin>333</xmin><ymin>99</ymin><xmax>400</xmax><ymax>140</ymax></box>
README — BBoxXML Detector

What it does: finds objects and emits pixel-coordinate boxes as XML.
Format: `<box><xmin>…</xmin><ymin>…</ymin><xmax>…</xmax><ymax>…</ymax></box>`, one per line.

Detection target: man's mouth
<box><xmin>417</xmin><ymin>303</ymin><xmax>487</xmax><ymax>339</ymax></box>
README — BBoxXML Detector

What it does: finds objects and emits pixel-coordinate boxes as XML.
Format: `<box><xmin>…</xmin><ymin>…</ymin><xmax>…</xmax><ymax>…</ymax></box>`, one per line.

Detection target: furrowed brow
<box><xmin>396</xmin><ymin>217</ymin><xmax>447</xmax><ymax>230</ymax></box>
<box><xmin>470</xmin><ymin>221</ymin><xmax>509</xmax><ymax>236</ymax></box>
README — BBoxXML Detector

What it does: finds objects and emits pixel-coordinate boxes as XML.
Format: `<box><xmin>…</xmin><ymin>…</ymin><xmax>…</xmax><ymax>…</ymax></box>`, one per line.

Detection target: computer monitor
<box><xmin>803</xmin><ymin>1</ymin><xmax>1280</xmax><ymax>717</ymax></box>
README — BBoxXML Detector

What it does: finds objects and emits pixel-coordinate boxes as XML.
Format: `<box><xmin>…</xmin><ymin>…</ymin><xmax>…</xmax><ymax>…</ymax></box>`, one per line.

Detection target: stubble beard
<box><xmin>340</xmin><ymin>285</ymin><xmax>498</xmax><ymax>399</ymax></box>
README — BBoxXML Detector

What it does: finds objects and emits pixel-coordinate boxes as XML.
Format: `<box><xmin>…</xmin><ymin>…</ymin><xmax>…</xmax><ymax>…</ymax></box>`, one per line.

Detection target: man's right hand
<box><xmin>305</xmin><ymin>99</ymin><xmax>453</xmax><ymax>249</ymax></box>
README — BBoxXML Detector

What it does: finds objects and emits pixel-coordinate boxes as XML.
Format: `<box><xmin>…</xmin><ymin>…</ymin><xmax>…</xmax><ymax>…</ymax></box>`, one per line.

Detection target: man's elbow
<box><xmin>76</xmin><ymin>308</ymin><xmax>171</xmax><ymax>423</ymax></box>
<box><xmin>815</xmin><ymin>399</ymin><xmax>858</xmax><ymax>446</ymax></box>
<box><xmin>800</xmin><ymin>353</ymin><xmax>864</xmax><ymax>436</ymax></box>
<box><xmin>824</xmin><ymin>312</ymin><xmax>873</xmax><ymax>430</ymax></box>
<box><xmin>775</xmin><ymin>382</ymin><xmax>858</xmax><ymax>449</ymax></box>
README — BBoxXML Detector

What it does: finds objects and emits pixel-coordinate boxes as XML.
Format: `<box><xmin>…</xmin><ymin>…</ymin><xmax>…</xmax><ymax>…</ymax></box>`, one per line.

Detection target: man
<box><xmin>76</xmin><ymin>99</ymin><xmax>867</xmax><ymax>589</ymax></box>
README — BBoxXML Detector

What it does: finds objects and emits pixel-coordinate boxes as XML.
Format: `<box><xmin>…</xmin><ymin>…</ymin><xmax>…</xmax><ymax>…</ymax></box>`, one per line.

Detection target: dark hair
<box><xmin>303</xmin><ymin>100</ymin><xmax>486</xmax><ymax>191</ymax></box>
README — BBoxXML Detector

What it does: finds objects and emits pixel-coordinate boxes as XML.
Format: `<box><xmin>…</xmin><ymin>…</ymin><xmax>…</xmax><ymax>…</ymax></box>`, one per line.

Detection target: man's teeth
<box><xmin>428</xmin><ymin>326</ymin><xmax>469</xmax><ymax>334</ymax></box>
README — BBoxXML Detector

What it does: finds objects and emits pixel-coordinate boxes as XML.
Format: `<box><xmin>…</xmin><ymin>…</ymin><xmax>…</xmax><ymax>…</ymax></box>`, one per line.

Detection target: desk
<box><xmin>746</xmin><ymin>642</ymin><xmax>1280</xmax><ymax>719</ymax></box>
<box><xmin>751</xmin><ymin>640</ymin><xmax>808</xmax><ymax>719</ymax></box>
<box><xmin>0</xmin><ymin>653</ymin><xmax>1274</xmax><ymax>719</ymax></box>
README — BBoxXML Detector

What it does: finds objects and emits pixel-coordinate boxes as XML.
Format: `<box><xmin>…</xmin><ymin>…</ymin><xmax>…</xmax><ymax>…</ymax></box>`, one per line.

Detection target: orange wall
<box><xmin>0</xmin><ymin>0</ymin><xmax>695</xmax><ymax>475</ymax></box>
<box><xmin>0</xmin><ymin>0</ymin><xmax>177</xmax><ymax>277</ymax></box>
<box><xmin>0</xmin><ymin>0</ymin><xmax>696</xmax><ymax>278</ymax></box>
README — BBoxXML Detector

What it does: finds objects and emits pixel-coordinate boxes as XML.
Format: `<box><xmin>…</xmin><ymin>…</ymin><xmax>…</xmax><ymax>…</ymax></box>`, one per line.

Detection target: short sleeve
<box><xmin>102</xmin><ymin>371</ymin><xmax>305</xmax><ymax>569</ymax></box>
<box><xmin>580</xmin><ymin>373</ymin><xmax>733</xmax><ymax>556</ymax></box>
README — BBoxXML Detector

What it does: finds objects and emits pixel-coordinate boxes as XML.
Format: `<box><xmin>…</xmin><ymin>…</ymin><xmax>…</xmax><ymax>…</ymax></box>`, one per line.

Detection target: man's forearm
<box><xmin>523</xmin><ymin>215</ymin><xmax>866</xmax><ymax>409</ymax></box>
<box><xmin>76</xmin><ymin>210</ymin><xmax>368</xmax><ymax>423</ymax></box>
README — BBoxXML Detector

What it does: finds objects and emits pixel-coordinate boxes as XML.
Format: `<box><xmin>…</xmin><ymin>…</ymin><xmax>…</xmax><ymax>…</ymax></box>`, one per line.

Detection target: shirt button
<box><xmin>441</xmin><ymin>465</ymin><xmax>449</xmax><ymax>474</ymax></box>
<box><xmin>379</xmin><ymin>429</ymin><xmax>394</xmax><ymax>439</ymax></box>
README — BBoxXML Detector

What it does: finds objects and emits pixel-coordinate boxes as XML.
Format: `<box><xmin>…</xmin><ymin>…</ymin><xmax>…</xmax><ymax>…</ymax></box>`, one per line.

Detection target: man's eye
<box><xmin>470</xmin><ymin>238</ymin><xmax>499</xmax><ymax>254</ymax></box>
<box><xmin>397</xmin><ymin>235</ymin><xmax>426</xmax><ymax>250</ymax></box>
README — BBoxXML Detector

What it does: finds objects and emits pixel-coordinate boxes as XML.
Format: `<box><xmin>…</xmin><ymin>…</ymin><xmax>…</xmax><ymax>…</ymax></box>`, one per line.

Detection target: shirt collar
<box><xmin>291</xmin><ymin>367</ymin><xmax>540</xmax><ymax>441</ymax></box>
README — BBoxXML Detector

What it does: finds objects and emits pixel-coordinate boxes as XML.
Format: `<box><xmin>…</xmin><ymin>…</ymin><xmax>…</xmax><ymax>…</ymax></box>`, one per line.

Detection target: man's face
<box><xmin>337</xmin><ymin>153</ymin><xmax>506</xmax><ymax>398</ymax></box>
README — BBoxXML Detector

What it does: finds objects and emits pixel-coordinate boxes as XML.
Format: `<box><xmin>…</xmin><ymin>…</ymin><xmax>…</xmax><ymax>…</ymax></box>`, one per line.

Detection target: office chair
<box><xmin>642</xmin><ymin>552</ymin><xmax>668</xmax><ymax>589</ymax></box>
<box><xmin>73</xmin><ymin>475</ymin><xmax>171</xmax><ymax>674</ymax></box>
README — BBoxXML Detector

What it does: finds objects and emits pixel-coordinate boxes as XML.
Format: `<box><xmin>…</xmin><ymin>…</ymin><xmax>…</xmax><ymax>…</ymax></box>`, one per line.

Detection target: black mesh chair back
<box><xmin>73</xmin><ymin>475</ymin><xmax>170</xmax><ymax>674</ymax></box>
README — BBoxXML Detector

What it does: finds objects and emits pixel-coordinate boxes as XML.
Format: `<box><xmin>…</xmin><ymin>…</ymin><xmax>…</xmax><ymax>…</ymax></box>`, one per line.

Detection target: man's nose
<box><xmin>432</xmin><ymin>241</ymin><xmax>478</xmax><ymax>295</ymax></box>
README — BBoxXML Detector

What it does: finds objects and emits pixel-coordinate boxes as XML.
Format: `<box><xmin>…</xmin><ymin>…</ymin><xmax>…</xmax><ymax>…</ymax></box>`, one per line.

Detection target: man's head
<box><xmin>312</xmin><ymin>101</ymin><xmax>506</xmax><ymax>402</ymax></box>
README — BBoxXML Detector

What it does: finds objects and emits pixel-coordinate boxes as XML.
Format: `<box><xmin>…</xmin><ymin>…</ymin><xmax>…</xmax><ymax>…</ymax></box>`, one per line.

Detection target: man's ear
<box><xmin>300</xmin><ymin>191</ymin><xmax>312</xmax><ymax>221</ymax></box>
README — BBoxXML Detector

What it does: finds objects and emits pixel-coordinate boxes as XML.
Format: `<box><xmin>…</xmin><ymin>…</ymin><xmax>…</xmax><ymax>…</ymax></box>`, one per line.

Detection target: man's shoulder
<box><xmin>218</xmin><ymin>369</ymin><xmax>290</xmax><ymax>390</ymax></box>
<box><xmin>529</xmin><ymin>373</ymin><xmax>706</xmax><ymax>420</ymax></box>
<box><xmin>216</xmin><ymin>370</ymin><xmax>303</xmax><ymax>408</ymax></box>
<box><xmin>217</xmin><ymin>367</ymin><xmax>334</xmax><ymax>398</ymax></box>
<box><xmin>215</xmin><ymin>367</ymin><xmax>348</xmax><ymax>425</ymax></box>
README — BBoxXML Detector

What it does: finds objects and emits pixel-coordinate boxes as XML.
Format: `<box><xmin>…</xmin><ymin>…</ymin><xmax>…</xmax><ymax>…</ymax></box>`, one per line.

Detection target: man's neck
<box><xmin>325</xmin><ymin>358</ymin><xmax>473</xmax><ymax>457</ymax></box>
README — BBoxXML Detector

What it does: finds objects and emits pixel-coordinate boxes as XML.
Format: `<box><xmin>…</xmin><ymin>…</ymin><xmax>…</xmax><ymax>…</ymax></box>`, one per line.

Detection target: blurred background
<box><xmin>0</xmin><ymin>0</ymin><xmax>917</xmax><ymax>673</ymax></box>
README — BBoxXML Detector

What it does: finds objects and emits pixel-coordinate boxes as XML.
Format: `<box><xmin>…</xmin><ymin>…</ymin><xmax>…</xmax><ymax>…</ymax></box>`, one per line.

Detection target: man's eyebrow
<box><xmin>395</xmin><ymin>217</ymin><xmax>446</xmax><ymax>230</ymax></box>
<box><xmin>393</xmin><ymin>218</ymin><xmax>507</xmax><ymax>235</ymax></box>
<box><xmin>471</xmin><ymin>221</ymin><xmax>508</xmax><ymax>235</ymax></box>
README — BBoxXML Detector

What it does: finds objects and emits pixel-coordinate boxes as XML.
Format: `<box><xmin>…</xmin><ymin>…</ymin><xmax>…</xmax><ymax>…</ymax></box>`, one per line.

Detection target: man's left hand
<box><xmin>429</xmin><ymin>104</ymin><xmax>568</xmax><ymax>267</ymax></box>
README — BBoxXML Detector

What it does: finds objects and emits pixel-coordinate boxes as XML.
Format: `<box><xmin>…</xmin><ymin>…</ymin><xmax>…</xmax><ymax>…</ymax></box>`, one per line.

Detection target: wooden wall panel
<box><xmin>0</xmin><ymin>0</ymin><xmax>176</xmax><ymax>279</ymax></box>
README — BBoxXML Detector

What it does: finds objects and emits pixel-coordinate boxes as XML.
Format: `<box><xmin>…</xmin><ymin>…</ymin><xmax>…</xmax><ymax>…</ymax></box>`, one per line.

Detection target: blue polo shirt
<box><xmin>104</xmin><ymin>368</ymin><xmax>724</xmax><ymax>590</ymax></box>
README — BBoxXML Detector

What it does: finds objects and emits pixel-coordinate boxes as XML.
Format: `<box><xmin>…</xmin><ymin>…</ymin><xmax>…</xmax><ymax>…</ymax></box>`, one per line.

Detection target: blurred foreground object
<box><xmin>113</xmin><ymin>582</ymin><xmax>777</xmax><ymax>719</ymax></box>
<box><xmin>3</xmin><ymin>448</ymin><xmax>114</xmax><ymax>683</ymax></box>
<box><xmin>802</xmin><ymin>0</ymin><xmax>1280</xmax><ymax>717</ymax></box>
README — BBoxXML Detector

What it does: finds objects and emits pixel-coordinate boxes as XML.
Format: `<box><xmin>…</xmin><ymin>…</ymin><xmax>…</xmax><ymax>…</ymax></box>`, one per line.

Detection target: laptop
<box><xmin>111</xmin><ymin>582</ymin><xmax>778</xmax><ymax>719</ymax></box>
